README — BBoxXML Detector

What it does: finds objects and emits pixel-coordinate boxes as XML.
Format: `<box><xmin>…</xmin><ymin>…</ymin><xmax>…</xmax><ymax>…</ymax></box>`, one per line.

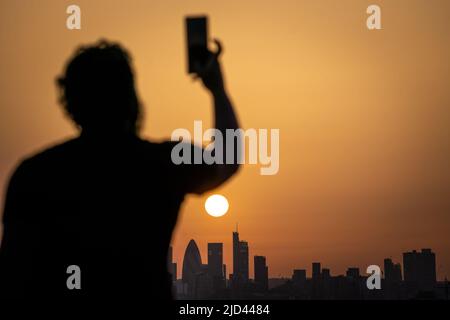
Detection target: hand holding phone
<box><xmin>194</xmin><ymin>39</ymin><xmax>224</xmax><ymax>93</ymax></box>
<box><xmin>186</xmin><ymin>16</ymin><xmax>209</xmax><ymax>74</ymax></box>
<box><xmin>185</xmin><ymin>16</ymin><xmax>224</xmax><ymax>93</ymax></box>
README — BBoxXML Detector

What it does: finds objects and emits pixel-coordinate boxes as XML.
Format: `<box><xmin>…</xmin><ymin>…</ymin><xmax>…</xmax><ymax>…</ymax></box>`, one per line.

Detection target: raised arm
<box><xmin>191</xmin><ymin>40</ymin><xmax>241</xmax><ymax>192</ymax></box>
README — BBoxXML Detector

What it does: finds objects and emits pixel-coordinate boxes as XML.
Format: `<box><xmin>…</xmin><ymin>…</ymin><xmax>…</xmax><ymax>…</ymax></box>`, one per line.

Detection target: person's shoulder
<box><xmin>7</xmin><ymin>137</ymin><xmax>81</xmax><ymax>186</ymax></box>
<box><xmin>14</xmin><ymin>137</ymin><xmax>81</xmax><ymax>172</ymax></box>
<box><xmin>23</xmin><ymin>137</ymin><xmax>81</xmax><ymax>163</ymax></box>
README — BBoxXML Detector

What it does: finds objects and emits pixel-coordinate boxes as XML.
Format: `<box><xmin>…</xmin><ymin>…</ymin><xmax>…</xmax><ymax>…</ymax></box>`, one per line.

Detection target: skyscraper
<box><xmin>233</xmin><ymin>231</ymin><xmax>240</xmax><ymax>278</ymax></box>
<box><xmin>403</xmin><ymin>249</ymin><xmax>436</xmax><ymax>292</ymax></box>
<box><xmin>208</xmin><ymin>243</ymin><xmax>223</xmax><ymax>278</ymax></box>
<box><xmin>311</xmin><ymin>262</ymin><xmax>322</xmax><ymax>299</ymax></box>
<box><xmin>312</xmin><ymin>262</ymin><xmax>321</xmax><ymax>280</ymax></box>
<box><xmin>232</xmin><ymin>228</ymin><xmax>249</xmax><ymax>283</ymax></box>
<box><xmin>239</xmin><ymin>241</ymin><xmax>249</xmax><ymax>281</ymax></box>
<box><xmin>182</xmin><ymin>239</ymin><xmax>203</xmax><ymax>298</ymax></box>
<box><xmin>208</xmin><ymin>242</ymin><xmax>225</xmax><ymax>293</ymax></box>
<box><xmin>254</xmin><ymin>255</ymin><xmax>269</xmax><ymax>291</ymax></box>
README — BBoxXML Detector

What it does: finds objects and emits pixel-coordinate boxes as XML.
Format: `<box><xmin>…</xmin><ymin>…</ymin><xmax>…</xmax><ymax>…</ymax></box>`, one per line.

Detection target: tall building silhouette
<box><xmin>173</xmin><ymin>227</ymin><xmax>442</xmax><ymax>300</ymax></box>
<box><xmin>311</xmin><ymin>262</ymin><xmax>322</xmax><ymax>299</ymax></box>
<box><xmin>312</xmin><ymin>262</ymin><xmax>321</xmax><ymax>280</ymax></box>
<box><xmin>182</xmin><ymin>239</ymin><xmax>203</xmax><ymax>298</ymax></box>
<box><xmin>208</xmin><ymin>242</ymin><xmax>225</xmax><ymax>293</ymax></box>
<box><xmin>208</xmin><ymin>243</ymin><xmax>223</xmax><ymax>278</ymax></box>
<box><xmin>239</xmin><ymin>241</ymin><xmax>249</xmax><ymax>281</ymax></box>
<box><xmin>232</xmin><ymin>230</ymin><xmax>240</xmax><ymax>279</ymax></box>
<box><xmin>403</xmin><ymin>249</ymin><xmax>437</xmax><ymax>292</ymax></box>
<box><xmin>232</xmin><ymin>228</ymin><xmax>249</xmax><ymax>282</ymax></box>
<box><xmin>254</xmin><ymin>255</ymin><xmax>269</xmax><ymax>291</ymax></box>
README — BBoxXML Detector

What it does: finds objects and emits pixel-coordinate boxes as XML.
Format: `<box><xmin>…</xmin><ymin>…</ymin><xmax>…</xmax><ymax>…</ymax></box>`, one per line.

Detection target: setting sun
<box><xmin>205</xmin><ymin>194</ymin><xmax>229</xmax><ymax>217</ymax></box>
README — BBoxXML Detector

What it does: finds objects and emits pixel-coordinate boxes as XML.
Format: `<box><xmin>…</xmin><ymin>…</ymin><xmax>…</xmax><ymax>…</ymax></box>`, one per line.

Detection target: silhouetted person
<box><xmin>0</xmin><ymin>40</ymin><xmax>240</xmax><ymax>300</ymax></box>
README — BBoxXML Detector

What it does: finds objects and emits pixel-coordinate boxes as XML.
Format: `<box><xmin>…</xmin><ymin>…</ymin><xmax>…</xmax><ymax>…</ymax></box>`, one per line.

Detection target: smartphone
<box><xmin>185</xmin><ymin>16</ymin><xmax>209</xmax><ymax>74</ymax></box>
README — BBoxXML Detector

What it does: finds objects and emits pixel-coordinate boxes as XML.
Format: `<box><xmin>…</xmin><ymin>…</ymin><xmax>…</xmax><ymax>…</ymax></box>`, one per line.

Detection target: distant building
<box><xmin>345</xmin><ymin>268</ymin><xmax>362</xmax><ymax>299</ymax></box>
<box><xmin>292</xmin><ymin>269</ymin><xmax>306</xmax><ymax>286</ymax></box>
<box><xmin>383</xmin><ymin>258</ymin><xmax>403</xmax><ymax>299</ymax></box>
<box><xmin>403</xmin><ymin>249</ymin><xmax>436</xmax><ymax>292</ymax></box>
<box><xmin>208</xmin><ymin>243</ymin><xmax>223</xmax><ymax>278</ymax></box>
<box><xmin>311</xmin><ymin>262</ymin><xmax>322</xmax><ymax>299</ymax></box>
<box><xmin>198</xmin><ymin>264</ymin><xmax>214</xmax><ymax>298</ymax></box>
<box><xmin>239</xmin><ymin>241</ymin><xmax>249</xmax><ymax>281</ymax></box>
<box><xmin>346</xmin><ymin>267</ymin><xmax>360</xmax><ymax>279</ymax></box>
<box><xmin>254</xmin><ymin>256</ymin><xmax>269</xmax><ymax>291</ymax></box>
<box><xmin>322</xmin><ymin>268</ymin><xmax>331</xmax><ymax>280</ymax></box>
<box><xmin>393</xmin><ymin>264</ymin><xmax>402</xmax><ymax>281</ymax></box>
<box><xmin>232</xmin><ymin>230</ymin><xmax>249</xmax><ymax>283</ymax></box>
<box><xmin>182</xmin><ymin>239</ymin><xmax>203</xmax><ymax>298</ymax></box>
<box><xmin>312</xmin><ymin>262</ymin><xmax>321</xmax><ymax>280</ymax></box>
<box><xmin>208</xmin><ymin>243</ymin><xmax>225</xmax><ymax>293</ymax></box>
<box><xmin>233</xmin><ymin>231</ymin><xmax>240</xmax><ymax>278</ymax></box>
<box><xmin>384</xmin><ymin>258</ymin><xmax>402</xmax><ymax>282</ymax></box>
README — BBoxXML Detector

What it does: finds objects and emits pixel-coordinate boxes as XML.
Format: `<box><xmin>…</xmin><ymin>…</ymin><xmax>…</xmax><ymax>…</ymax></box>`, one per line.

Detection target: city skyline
<box><xmin>169</xmin><ymin>227</ymin><xmax>448</xmax><ymax>281</ymax></box>
<box><xmin>170</xmin><ymin>228</ymin><xmax>446</xmax><ymax>299</ymax></box>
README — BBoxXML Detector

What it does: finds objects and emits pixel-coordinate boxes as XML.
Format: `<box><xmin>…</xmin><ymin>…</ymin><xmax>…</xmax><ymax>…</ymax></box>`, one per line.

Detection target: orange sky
<box><xmin>0</xmin><ymin>0</ymin><xmax>449</xmax><ymax>280</ymax></box>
